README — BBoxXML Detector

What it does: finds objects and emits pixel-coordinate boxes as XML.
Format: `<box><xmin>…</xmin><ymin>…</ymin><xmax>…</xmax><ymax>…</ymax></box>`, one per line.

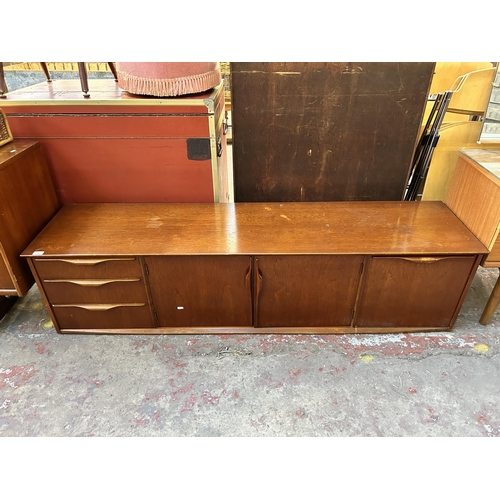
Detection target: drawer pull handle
<box><xmin>53</xmin><ymin>303</ymin><xmax>145</xmax><ymax>311</ymax></box>
<box><xmin>245</xmin><ymin>257</ymin><xmax>252</xmax><ymax>289</ymax></box>
<box><xmin>393</xmin><ymin>257</ymin><xmax>465</xmax><ymax>264</ymax></box>
<box><xmin>36</xmin><ymin>258</ymin><xmax>135</xmax><ymax>266</ymax></box>
<box><xmin>44</xmin><ymin>279</ymin><xmax>140</xmax><ymax>287</ymax></box>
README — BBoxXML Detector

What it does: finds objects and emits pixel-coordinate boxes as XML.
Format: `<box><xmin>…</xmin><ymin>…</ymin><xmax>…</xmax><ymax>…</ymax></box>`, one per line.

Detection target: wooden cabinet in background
<box><xmin>0</xmin><ymin>140</ymin><xmax>60</xmax><ymax>296</ymax></box>
<box><xmin>22</xmin><ymin>202</ymin><xmax>486</xmax><ymax>335</ymax></box>
<box><xmin>445</xmin><ymin>149</ymin><xmax>500</xmax><ymax>325</ymax></box>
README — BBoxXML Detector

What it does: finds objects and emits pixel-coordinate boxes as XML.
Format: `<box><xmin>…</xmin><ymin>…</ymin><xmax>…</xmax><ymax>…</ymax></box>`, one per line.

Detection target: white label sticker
<box><xmin>32</xmin><ymin>250</ymin><xmax>44</xmax><ymax>256</ymax></box>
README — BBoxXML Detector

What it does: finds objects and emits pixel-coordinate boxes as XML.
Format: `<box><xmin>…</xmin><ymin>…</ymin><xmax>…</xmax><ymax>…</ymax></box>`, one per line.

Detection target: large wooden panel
<box><xmin>254</xmin><ymin>255</ymin><xmax>363</xmax><ymax>327</ymax></box>
<box><xmin>231</xmin><ymin>62</ymin><xmax>434</xmax><ymax>202</ymax></box>
<box><xmin>145</xmin><ymin>255</ymin><xmax>253</xmax><ymax>327</ymax></box>
<box><xmin>356</xmin><ymin>255</ymin><xmax>477</xmax><ymax>328</ymax></box>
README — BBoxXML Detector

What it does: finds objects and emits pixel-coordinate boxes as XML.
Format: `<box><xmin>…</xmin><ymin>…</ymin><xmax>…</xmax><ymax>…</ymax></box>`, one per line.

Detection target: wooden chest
<box><xmin>22</xmin><ymin>201</ymin><xmax>487</xmax><ymax>335</ymax></box>
<box><xmin>230</xmin><ymin>62</ymin><xmax>435</xmax><ymax>202</ymax></box>
<box><xmin>0</xmin><ymin>140</ymin><xmax>60</xmax><ymax>296</ymax></box>
<box><xmin>1</xmin><ymin>80</ymin><xmax>229</xmax><ymax>203</ymax></box>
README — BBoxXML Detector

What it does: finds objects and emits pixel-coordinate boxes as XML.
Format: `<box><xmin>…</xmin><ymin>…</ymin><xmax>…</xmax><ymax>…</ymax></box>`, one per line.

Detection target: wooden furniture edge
<box><xmin>27</xmin><ymin>258</ymin><xmax>61</xmax><ymax>331</ymax></box>
<box><xmin>58</xmin><ymin>326</ymin><xmax>453</xmax><ymax>335</ymax></box>
<box><xmin>457</xmin><ymin>150</ymin><xmax>500</xmax><ymax>188</ymax></box>
<box><xmin>448</xmin><ymin>254</ymin><xmax>484</xmax><ymax>329</ymax></box>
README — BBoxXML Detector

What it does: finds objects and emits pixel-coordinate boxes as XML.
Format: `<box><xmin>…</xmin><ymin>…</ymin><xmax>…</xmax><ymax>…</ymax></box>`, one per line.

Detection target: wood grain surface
<box><xmin>445</xmin><ymin>151</ymin><xmax>500</xmax><ymax>251</ymax></box>
<box><xmin>231</xmin><ymin>62</ymin><xmax>435</xmax><ymax>202</ymax></box>
<box><xmin>355</xmin><ymin>255</ymin><xmax>477</xmax><ymax>328</ymax></box>
<box><xmin>22</xmin><ymin>202</ymin><xmax>488</xmax><ymax>258</ymax></box>
<box><xmin>254</xmin><ymin>255</ymin><xmax>363</xmax><ymax>327</ymax></box>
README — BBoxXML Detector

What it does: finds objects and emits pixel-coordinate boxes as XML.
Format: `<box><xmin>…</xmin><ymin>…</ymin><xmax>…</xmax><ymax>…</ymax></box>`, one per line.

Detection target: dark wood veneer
<box><xmin>231</xmin><ymin>62</ymin><xmax>435</xmax><ymax>202</ymax></box>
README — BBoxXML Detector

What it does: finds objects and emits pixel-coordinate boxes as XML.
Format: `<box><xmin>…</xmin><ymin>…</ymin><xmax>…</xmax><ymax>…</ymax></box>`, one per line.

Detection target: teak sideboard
<box><xmin>21</xmin><ymin>202</ymin><xmax>487</xmax><ymax>335</ymax></box>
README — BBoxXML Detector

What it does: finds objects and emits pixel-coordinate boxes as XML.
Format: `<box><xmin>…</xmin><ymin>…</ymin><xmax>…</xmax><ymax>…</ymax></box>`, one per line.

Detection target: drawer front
<box><xmin>33</xmin><ymin>257</ymin><xmax>143</xmax><ymax>280</ymax></box>
<box><xmin>53</xmin><ymin>303</ymin><xmax>153</xmax><ymax>330</ymax></box>
<box><xmin>42</xmin><ymin>278</ymin><xmax>148</xmax><ymax>305</ymax></box>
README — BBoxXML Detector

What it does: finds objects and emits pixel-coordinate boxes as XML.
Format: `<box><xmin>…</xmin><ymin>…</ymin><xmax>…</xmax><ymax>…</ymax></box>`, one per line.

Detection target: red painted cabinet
<box><xmin>2</xmin><ymin>80</ymin><xmax>229</xmax><ymax>203</ymax></box>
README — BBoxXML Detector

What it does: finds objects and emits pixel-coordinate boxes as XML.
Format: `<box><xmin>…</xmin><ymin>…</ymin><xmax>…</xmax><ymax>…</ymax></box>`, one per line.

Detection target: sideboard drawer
<box><xmin>33</xmin><ymin>257</ymin><xmax>142</xmax><ymax>280</ymax></box>
<box><xmin>42</xmin><ymin>278</ymin><xmax>148</xmax><ymax>305</ymax></box>
<box><xmin>52</xmin><ymin>303</ymin><xmax>153</xmax><ymax>330</ymax></box>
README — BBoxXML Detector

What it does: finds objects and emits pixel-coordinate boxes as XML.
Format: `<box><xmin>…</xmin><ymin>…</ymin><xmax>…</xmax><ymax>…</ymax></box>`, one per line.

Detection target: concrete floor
<box><xmin>0</xmin><ymin>266</ymin><xmax>499</xmax><ymax>437</ymax></box>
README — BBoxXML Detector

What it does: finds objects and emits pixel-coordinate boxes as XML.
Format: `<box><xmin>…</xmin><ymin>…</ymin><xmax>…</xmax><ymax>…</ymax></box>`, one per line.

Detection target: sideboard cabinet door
<box><xmin>145</xmin><ymin>256</ymin><xmax>253</xmax><ymax>327</ymax></box>
<box><xmin>355</xmin><ymin>256</ymin><xmax>477</xmax><ymax>328</ymax></box>
<box><xmin>254</xmin><ymin>255</ymin><xmax>363</xmax><ymax>327</ymax></box>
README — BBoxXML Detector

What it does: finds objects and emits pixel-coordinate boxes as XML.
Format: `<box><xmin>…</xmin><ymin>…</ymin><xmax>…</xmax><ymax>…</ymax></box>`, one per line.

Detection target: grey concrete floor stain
<box><xmin>0</xmin><ymin>267</ymin><xmax>499</xmax><ymax>437</ymax></box>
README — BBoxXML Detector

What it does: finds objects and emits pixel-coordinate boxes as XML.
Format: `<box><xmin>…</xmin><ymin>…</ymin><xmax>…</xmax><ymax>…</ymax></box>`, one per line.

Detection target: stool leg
<box><xmin>77</xmin><ymin>62</ymin><xmax>90</xmax><ymax>97</ymax></box>
<box><xmin>40</xmin><ymin>62</ymin><xmax>52</xmax><ymax>82</ymax></box>
<box><xmin>480</xmin><ymin>268</ymin><xmax>500</xmax><ymax>325</ymax></box>
<box><xmin>108</xmin><ymin>62</ymin><xmax>118</xmax><ymax>82</ymax></box>
<box><xmin>0</xmin><ymin>63</ymin><xmax>8</xmax><ymax>97</ymax></box>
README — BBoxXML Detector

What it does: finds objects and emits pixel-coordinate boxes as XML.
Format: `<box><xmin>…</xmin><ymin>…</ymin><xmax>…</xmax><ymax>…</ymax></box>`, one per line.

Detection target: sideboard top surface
<box><xmin>22</xmin><ymin>201</ymin><xmax>488</xmax><ymax>258</ymax></box>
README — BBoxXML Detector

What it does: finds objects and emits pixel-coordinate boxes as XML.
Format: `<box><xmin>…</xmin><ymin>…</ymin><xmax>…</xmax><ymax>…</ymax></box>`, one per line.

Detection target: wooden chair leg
<box><xmin>40</xmin><ymin>62</ymin><xmax>52</xmax><ymax>82</ymax></box>
<box><xmin>479</xmin><ymin>268</ymin><xmax>500</xmax><ymax>325</ymax></box>
<box><xmin>0</xmin><ymin>62</ymin><xmax>8</xmax><ymax>97</ymax></box>
<box><xmin>108</xmin><ymin>62</ymin><xmax>118</xmax><ymax>82</ymax></box>
<box><xmin>77</xmin><ymin>62</ymin><xmax>90</xmax><ymax>97</ymax></box>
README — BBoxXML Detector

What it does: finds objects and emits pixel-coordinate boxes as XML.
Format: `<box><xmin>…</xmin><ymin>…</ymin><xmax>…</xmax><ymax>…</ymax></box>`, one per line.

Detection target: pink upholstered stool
<box><xmin>115</xmin><ymin>62</ymin><xmax>222</xmax><ymax>97</ymax></box>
